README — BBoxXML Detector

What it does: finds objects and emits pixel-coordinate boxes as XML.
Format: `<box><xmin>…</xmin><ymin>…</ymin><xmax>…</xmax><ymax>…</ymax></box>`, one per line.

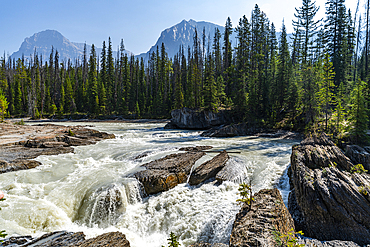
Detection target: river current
<box><xmin>0</xmin><ymin>122</ymin><xmax>298</xmax><ymax>246</ymax></box>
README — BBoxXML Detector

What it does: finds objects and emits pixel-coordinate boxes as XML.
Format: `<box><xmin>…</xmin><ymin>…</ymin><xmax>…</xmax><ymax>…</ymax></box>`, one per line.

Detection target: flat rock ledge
<box><xmin>134</xmin><ymin>151</ymin><xmax>206</xmax><ymax>195</ymax></box>
<box><xmin>164</xmin><ymin>107</ymin><xmax>232</xmax><ymax>130</ymax></box>
<box><xmin>0</xmin><ymin>231</ymin><xmax>130</xmax><ymax>247</ymax></box>
<box><xmin>201</xmin><ymin>123</ymin><xmax>302</xmax><ymax>139</ymax></box>
<box><xmin>230</xmin><ymin>188</ymin><xmax>295</xmax><ymax>247</ymax></box>
<box><xmin>188</xmin><ymin>243</ymin><xmax>228</xmax><ymax>247</ymax></box>
<box><xmin>0</xmin><ymin>123</ymin><xmax>115</xmax><ymax>174</ymax></box>
<box><xmin>189</xmin><ymin>151</ymin><xmax>229</xmax><ymax>186</ymax></box>
<box><xmin>134</xmin><ymin>147</ymin><xmax>236</xmax><ymax>194</ymax></box>
<box><xmin>289</xmin><ymin>132</ymin><xmax>370</xmax><ymax>245</ymax></box>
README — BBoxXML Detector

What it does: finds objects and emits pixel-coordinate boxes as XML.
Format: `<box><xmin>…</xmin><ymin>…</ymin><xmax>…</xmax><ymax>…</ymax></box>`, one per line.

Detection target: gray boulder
<box><xmin>165</xmin><ymin>107</ymin><xmax>230</xmax><ymax>130</ymax></box>
<box><xmin>188</xmin><ymin>151</ymin><xmax>229</xmax><ymax>186</ymax></box>
<box><xmin>289</xmin><ymin>133</ymin><xmax>370</xmax><ymax>245</ymax></box>
<box><xmin>134</xmin><ymin>152</ymin><xmax>206</xmax><ymax>195</ymax></box>
<box><xmin>230</xmin><ymin>188</ymin><xmax>295</xmax><ymax>247</ymax></box>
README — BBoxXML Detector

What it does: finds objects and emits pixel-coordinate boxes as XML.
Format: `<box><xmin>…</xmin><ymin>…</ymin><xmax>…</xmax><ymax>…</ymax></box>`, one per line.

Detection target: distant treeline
<box><xmin>1</xmin><ymin>1</ymin><xmax>370</xmax><ymax>142</ymax></box>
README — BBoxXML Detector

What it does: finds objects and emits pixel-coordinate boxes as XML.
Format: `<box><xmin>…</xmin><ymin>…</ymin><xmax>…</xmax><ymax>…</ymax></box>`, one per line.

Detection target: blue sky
<box><xmin>0</xmin><ymin>0</ymin><xmax>361</xmax><ymax>56</ymax></box>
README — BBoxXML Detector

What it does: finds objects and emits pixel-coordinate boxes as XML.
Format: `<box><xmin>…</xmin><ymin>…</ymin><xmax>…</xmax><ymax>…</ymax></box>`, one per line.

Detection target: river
<box><xmin>0</xmin><ymin>122</ymin><xmax>298</xmax><ymax>246</ymax></box>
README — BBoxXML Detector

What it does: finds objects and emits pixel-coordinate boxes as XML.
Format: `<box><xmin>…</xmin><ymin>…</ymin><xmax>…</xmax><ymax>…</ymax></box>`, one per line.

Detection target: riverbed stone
<box><xmin>76</xmin><ymin>232</ymin><xmax>130</xmax><ymax>247</ymax></box>
<box><xmin>134</xmin><ymin>151</ymin><xmax>206</xmax><ymax>195</ymax></box>
<box><xmin>230</xmin><ymin>188</ymin><xmax>295</xmax><ymax>247</ymax></box>
<box><xmin>164</xmin><ymin>107</ymin><xmax>231</xmax><ymax>130</ymax></box>
<box><xmin>0</xmin><ymin>123</ymin><xmax>115</xmax><ymax>174</ymax></box>
<box><xmin>0</xmin><ymin>231</ymin><xmax>130</xmax><ymax>247</ymax></box>
<box><xmin>289</xmin><ymin>132</ymin><xmax>370</xmax><ymax>245</ymax></box>
<box><xmin>188</xmin><ymin>243</ymin><xmax>228</xmax><ymax>247</ymax></box>
<box><xmin>345</xmin><ymin>145</ymin><xmax>370</xmax><ymax>172</ymax></box>
<box><xmin>188</xmin><ymin>151</ymin><xmax>229</xmax><ymax>186</ymax></box>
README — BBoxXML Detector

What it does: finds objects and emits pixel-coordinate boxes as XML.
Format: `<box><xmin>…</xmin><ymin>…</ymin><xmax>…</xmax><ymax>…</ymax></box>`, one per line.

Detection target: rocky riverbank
<box><xmin>0</xmin><ymin>123</ymin><xmax>115</xmax><ymax>174</ymax></box>
<box><xmin>164</xmin><ymin>107</ymin><xmax>302</xmax><ymax>139</ymax></box>
<box><xmin>289</xmin><ymin>133</ymin><xmax>370</xmax><ymax>245</ymax></box>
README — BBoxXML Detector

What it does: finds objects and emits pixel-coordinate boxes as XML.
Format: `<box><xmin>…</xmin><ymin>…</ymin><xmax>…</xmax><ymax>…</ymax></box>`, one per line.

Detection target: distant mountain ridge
<box><xmin>136</xmin><ymin>19</ymin><xmax>237</xmax><ymax>61</ymax></box>
<box><xmin>10</xmin><ymin>30</ymin><xmax>133</xmax><ymax>63</ymax></box>
<box><xmin>10</xmin><ymin>20</ymin><xmax>297</xmax><ymax>64</ymax></box>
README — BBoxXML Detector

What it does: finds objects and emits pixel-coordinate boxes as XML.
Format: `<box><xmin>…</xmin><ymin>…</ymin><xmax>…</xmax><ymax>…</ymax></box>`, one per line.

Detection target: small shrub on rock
<box><xmin>68</xmin><ymin>129</ymin><xmax>75</xmax><ymax>136</ymax></box>
<box><xmin>359</xmin><ymin>186</ymin><xmax>369</xmax><ymax>196</ymax></box>
<box><xmin>162</xmin><ymin>232</ymin><xmax>180</xmax><ymax>247</ymax></box>
<box><xmin>272</xmin><ymin>228</ymin><xmax>304</xmax><ymax>247</ymax></box>
<box><xmin>236</xmin><ymin>182</ymin><xmax>254</xmax><ymax>207</ymax></box>
<box><xmin>351</xmin><ymin>164</ymin><xmax>368</xmax><ymax>174</ymax></box>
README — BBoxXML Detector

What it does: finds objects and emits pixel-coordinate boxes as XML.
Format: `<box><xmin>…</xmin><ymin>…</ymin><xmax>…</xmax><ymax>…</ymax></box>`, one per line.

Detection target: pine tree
<box><xmin>88</xmin><ymin>44</ymin><xmax>99</xmax><ymax>114</ymax></box>
<box><xmin>235</xmin><ymin>15</ymin><xmax>250</xmax><ymax>112</ymax></box>
<box><xmin>348</xmin><ymin>80</ymin><xmax>368</xmax><ymax>143</ymax></box>
<box><xmin>324</xmin><ymin>0</ymin><xmax>349</xmax><ymax>86</ymax></box>
<box><xmin>64</xmin><ymin>73</ymin><xmax>74</xmax><ymax>113</ymax></box>
<box><xmin>223</xmin><ymin>17</ymin><xmax>233</xmax><ymax>96</ymax></box>
<box><xmin>204</xmin><ymin>51</ymin><xmax>217</xmax><ymax>111</ymax></box>
<box><xmin>107</xmin><ymin>37</ymin><xmax>115</xmax><ymax>112</ymax></box>
<box><xmin>0</xmin><ymin>90</ymin><xmax>8</xmax><ymax>121</ymax></box>
<box><xmin>316</xmin><ymin>53</ymin><xmax>336</xmax><ymax>130</ymax></box>
<box><xmin>275</xmin><ymin>21</ymin><xmax>292</xmax><ymax>119</ymax></box>
<box><xmin>292</xmin><ymin>0</ymin><xmax>321</xmax><ymax>64</ymax></box>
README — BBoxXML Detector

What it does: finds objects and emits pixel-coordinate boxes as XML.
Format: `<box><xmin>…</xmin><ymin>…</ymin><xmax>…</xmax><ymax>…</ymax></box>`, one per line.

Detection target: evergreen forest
<box><xmin>1</xmin><ymin>0</ymin><xmax>370</xmax><ymax>143</ymax></box>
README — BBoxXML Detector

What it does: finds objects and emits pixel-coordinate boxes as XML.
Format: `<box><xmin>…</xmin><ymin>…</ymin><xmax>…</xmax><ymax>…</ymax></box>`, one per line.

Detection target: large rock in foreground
<box><xmin>76</xmin><ymin>232</ymin><xmax>130</xmax><ymax>247</ymax></box>
<box><xmin>188</xmin><ymin>243</ymin><xmax>228</xmax><ymax>247</ymax></box>
<box><xmin>289</xmin><ymin>133</ymin><xmax>370</xmax><ymax>245</ymax></box>
<box><xmin>134</xmin><ymin>151</ymin><xmax>206</xmax><ymax>195</ymax></box>
<box><xmin>0</xmin><ymin>231</ymin><xmax>130</xmax><ymax>247</ymax></box>
<box><xmin>189</xmin><ymin>151</ymin><xmax>229</xmax><ymax>186</ymax></box>
<box><xmin>164</xmin><ymin>107</ymin><xmax>231</xmax><ymax>130</ymax></box>
<box><xmin>230</xmin><ymin>188</ymin><xmax>295</xmax><ymax>247</ymax></box>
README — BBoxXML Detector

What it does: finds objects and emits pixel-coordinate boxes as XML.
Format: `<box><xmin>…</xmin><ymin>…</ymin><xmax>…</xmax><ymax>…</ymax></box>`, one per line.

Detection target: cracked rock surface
<box><xmin>289</xmin><ymin>133</ymin><xmax>370</xmax><ymax>245</ymax></box>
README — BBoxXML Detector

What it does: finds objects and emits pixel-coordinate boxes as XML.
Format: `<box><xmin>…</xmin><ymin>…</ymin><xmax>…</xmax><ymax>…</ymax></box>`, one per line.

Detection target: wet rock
<box><xmin>201</xmin><ymin>123</ymin><xmax>262</xmax><ymax>137</ymax></box>
<box><xmin>292</xmin><ymin>133</ymin><xmax>353</xmax><ymax>171</ymax></box>
<box><xmin>0</xmin><ymin>231</ymin><xmax>130</xmax><ymax>247</ymax></box>
<box><xmin>188</xmin><ymin>243</ymin><xmax>228</xmax><ymax>247</ymax></box>
<box><xmin>189</xmin><ymin>151</ymin><xmax>229</xmax><ymax>186</ymax></box>
<box><xmin>0</xmin><ymin>235</ymin><xmax>32</xmax><ymax>246</ymax></box>
<box><xmin>1</xmin><ymin>231</ymin><xmax>86</xmax><ymax>247</ymax></box>
<box><xmin>230</xmin><ymin>188</ymin><xmax>295</xmax><ymax>247</ymax></box>
<box><xmin>215</xmin><ymin>160</ymin><xmax>246</xmax><ymax>183</ymax></box>
<box><xmin>134</xmin><ymin>151</ymin><xmax>206</xmax><ymax>195</ymax></box>
<box><xmin>289</xmin><ymin>132</ymin><xmax>370</xmax><ymax>245</ymax></box>
<box><xmin>0</xmin><ymin>159</ymin><xmax>42</xmax><ymax>174</ymax></box>
<box><xmin>165</xmin><ymin>107</ymin><xmax>231</xmax><ymax>130</ymax></box>
<box><xmin>179</xmin><ymin>146</ymin><xmax>213</xmax><ymax>152</ymax></box>
<box><xmin>345</xmin><ymin>145</ymin><xmax>370</xmax><ymax>172</ymax></box>
<box><xmin>0</xmin><ymin>123</ymin><xmax>115</xmax><ymax>174</ymax></box>
<box><xmin>297</xmin><ymin>236</ymin><xmax>362</xmax><ymax>247</ymax></box>
<box><xmin>76</xmin><ymin>232</ymin><xmax>130</xmax><ymax>247</ymax></box>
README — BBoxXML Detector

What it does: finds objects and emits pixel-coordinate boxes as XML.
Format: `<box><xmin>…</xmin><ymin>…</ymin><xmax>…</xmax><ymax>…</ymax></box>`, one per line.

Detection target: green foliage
<box><xmin>0</xmin><ymin>4</ymin><xmax>364</xmax><ymax>141</ymax></box>
<box><xmin>68</xmin><ymin>129</ymin><xmax>75</xmax><ymax>136</ymax></box>
<box><xmin>359</xmin><ymin>186</ymin><xmax>369</xmax><ymax>196</ymax></box>
<box><xmin>351</xmin><ymin>164</ymin><xmax>368</xmax><ymax>174</ymax></box>
<box><xmin>162</xmin><ymin>232</ymin><xmax>180</xmax><ymax>247</ymax></box>
<box><xmin>236</xmin><ymin>182</ymin><xmax>254</xmax><ymax>206</ymax></box>
<box><xmin>50</xmin><ymin>104</ymin><xmax>57</xmax><ymax>116</ymax></box>
<box><xmin>348</xmin><ymin>80</ymin><xmax>368</xmax><ymax>144</ymax></box>
<box><xmin>272</xmin><ymin>228</ymin><xmax>304</xmax><ymax>247</ymax></box>
<box><xmin>0</xmin><ymin>90</ymin><xmax>8</xmax><ymax>121</ymax></box>
<box><xmin>14</xmin><ymin>119</ymin><xmax>24</xmax><ymax>125</ymax></box>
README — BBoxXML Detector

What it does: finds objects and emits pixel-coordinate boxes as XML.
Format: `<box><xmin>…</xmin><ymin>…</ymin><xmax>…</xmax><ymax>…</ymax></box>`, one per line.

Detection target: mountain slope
<box><xmin>10</xmin><ymin>30</ymin><xmax>133</xmax><ymax>62</ymax></box>
<box><xmin>136</xmin><ymin>19</ymin><xmax>237</xmax><ymax>61</ymax></box>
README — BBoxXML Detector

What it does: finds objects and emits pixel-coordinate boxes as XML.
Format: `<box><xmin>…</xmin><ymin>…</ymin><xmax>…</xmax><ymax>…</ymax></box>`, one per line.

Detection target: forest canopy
<box><xmin>0</xmin><ymin>0</ymin><xmax>369</xmax><ymax>143</ymax></box>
